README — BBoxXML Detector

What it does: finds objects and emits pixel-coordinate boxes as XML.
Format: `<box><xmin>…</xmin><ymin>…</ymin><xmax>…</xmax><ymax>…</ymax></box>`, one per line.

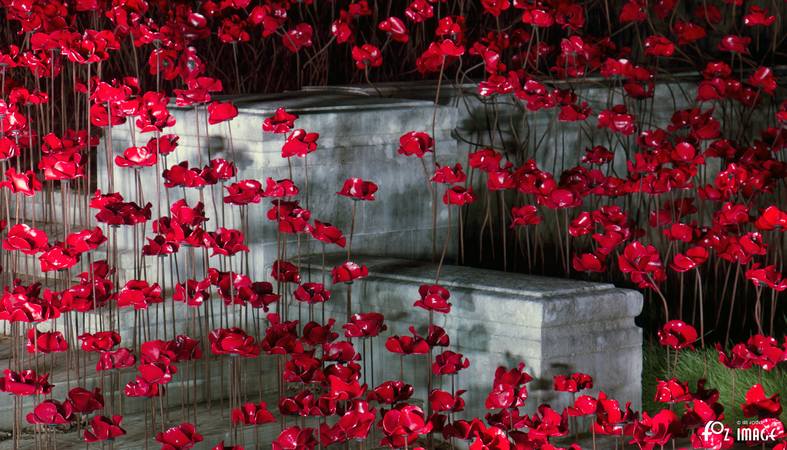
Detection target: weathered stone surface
<box><xmin>298</xmin><ymin>254</ymin><xmax>643</xmax><ymax>421</ymax></box>
<box><xmin>98</xmin><ymin>92</ymin><xmax>460</xmax><ymax>276</ymax></box>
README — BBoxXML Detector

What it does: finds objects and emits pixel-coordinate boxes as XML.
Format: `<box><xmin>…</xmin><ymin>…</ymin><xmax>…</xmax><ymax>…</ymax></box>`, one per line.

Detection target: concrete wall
<box><xmin>99</xmin><ymin>92</ymin><xmax>460</xmax><ymax>280</ymax></box>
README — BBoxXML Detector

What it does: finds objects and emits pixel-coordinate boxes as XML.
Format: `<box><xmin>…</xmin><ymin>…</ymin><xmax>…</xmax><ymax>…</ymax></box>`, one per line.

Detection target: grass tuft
<box><xmin>643</xmin><ymin>343</ymin><xmax>786</xmax><ymax>426</ymax></box>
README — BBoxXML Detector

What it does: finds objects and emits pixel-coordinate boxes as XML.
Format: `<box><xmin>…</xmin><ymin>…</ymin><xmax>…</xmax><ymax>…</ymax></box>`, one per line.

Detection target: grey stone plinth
<box><xmin>97</xmin><ymin>92</ymin><xmax>460</xmax><ymax>282</ymax></box>
<box><xmin>299</xmin><ymin>254</ymin><xmax>643</xmax><ymax>421</ymax></box>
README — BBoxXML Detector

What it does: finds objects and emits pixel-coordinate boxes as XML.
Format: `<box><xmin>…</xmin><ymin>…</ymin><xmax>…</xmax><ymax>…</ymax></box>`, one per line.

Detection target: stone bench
<box><xmin>300</xmin><ymin>255</ymin><xmax>644</xmax><ymax>420</ymax></box>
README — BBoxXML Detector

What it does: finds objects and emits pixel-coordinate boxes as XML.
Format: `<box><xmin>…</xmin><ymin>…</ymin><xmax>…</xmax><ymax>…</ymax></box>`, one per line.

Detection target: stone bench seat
<box><xmin>298</xmin><ymin>255</ymin><xmax>643</xmax><ymax>420</ymax></box>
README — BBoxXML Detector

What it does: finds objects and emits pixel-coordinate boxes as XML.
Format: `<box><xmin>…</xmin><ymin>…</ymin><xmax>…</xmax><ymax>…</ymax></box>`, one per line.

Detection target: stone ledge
<box><xmin>298</xmin><ymin>254</ymin><xmax>644</xmax><ymax>419</ymax></box>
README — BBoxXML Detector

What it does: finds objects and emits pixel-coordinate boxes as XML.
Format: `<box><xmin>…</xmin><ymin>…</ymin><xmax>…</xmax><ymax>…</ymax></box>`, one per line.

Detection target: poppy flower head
<box><xmin>26</xmin><ymin>399</ymin><xmax>74</xmax><ymax>425</ymax></box>
<box><xmin>155</xmin><ymin>423</ymin><xmax>203</xmax><ymax>450</ymax></box>
<box><xmin>26</xmin><ymin>328</ymin><xmax>68</xmax><ymax>353</ymax></box>
<box><xmin>331</xmin><ymin>261</ymin><xmax>369</xmax><ymax>284</ymax></box>
<box><xmin>209</xmin><ymin>327</ymin><xmax>260</xmax><ymax>358</ymax></box>
<box><xmin>398</xmin><ymin>131</ymin><xmax>434</xmax><ymax>158</ymax></box>
<box><xmin>413</xmin><ymin>284</ymin><xmax>452</xmax><ymax>313</ymax></box>
<box><xmin>282</xmin><ymin>129</ymin><xmax>319</xmax><ymax>158</ymax></box>
<box><xmin>378</xmin><ymin>17</ymin><xmax>409</xmax><ymax>43</ymax></box>
<box><xmin>431</xmin><ymin>163</ymin><xmax>466</xmax><ymax>184</ymax></box>
<box><xmin>352</xmin><ymin>44</ymin><xmax>383</xmax><ymax>69</ymax></box>
<box><xmin>443</xmin><ymin>186</ymin><xmax>476</xmax><ymax>206</ymax></box>
<box><xmin>83</xmin><ymin>415</ymin><xmax>126</xmax><ymax>442</ymax></box>
<box><xmin>263</xmin><ymin>108</ymin><xmax>299</xmax><ymax>134</ymax></box>
<box><xmin>658</xmin><ymin>320</ymin><xmax>698</xmax><ymax>350</ymax></box>
<box><xmin>337</xmin><ymin>178</ymin><xmax>378</xmax><ymax>201</ymax></box>
<box><xmin>294</xmin><ymin>282</ymin><xmax>331</xmax><ymax>304</ymax></box>
<box><xmin>344</xmin><ymin>312</ymin><xmax>387</xmax><ymax>338</ymax></box>
<box><xmin>3</xmin><ymin>223</ymin><xmax>49</xmax><ymax>255</ymax></box>
<box><xmin>207</xmin><ymin>100</ymin><xmax>238</xmax><ymax>125</ymax></box>
<box><xmin>553</xmin><ymin>373</ymin><xmax>594</xmax><ymax>393</ymax></box>
<box><xmin>0</xmin><ymin>369</ymin><xmax>54</xmax><ymax>396</ymax></box>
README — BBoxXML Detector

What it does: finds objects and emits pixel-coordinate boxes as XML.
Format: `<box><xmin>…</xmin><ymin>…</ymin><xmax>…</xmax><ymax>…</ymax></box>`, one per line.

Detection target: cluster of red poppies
<box><xmin>0</xmin><ymin>0</ymin><xmax>785</xmax><ymax>448</ymax></box>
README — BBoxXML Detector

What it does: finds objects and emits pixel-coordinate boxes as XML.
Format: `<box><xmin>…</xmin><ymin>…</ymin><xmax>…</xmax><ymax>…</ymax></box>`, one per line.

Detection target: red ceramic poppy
<box><xmin>262</xmin><ymin>108</ymin><xmax>299</xmax><ymax>134</ymax></box>
<box><xmin>3</xmin><ymin>223</ymin><xmax>49</xmax><ymax>255</ymax></box>
<box><xmin>485</xmin><ymin>363</ymin><xmax>533</xmax><ymax>409</ymax></box>
<box><xmin>207</xmin><ymin>100</ymin><xmax>238</xmax><ymax>125</ymax></box>
<box><xmin>510</xmin><ymin>205</ymin><xmax>541</xmax><ymax>227</ymax></box>
<box><xmin>311</xmin><ymin>220</ymin><xmax>346</xmax><ymax>247</ymax></box>
<box><xmin>319</xmin><ymin>400</ymin><xmax>376</xmax><ymax>444</ymax></box>
<box><xmin>654</xmin><ymin>378</ymin><xmax>692</xmax><ymax>403</ymax></box>
<box><xmin>0</xmin><ymin>369</ymin><xmax>54</xmax><ymax>396</ymax></box>
<box><xmin>331</xmin><ymin>261</ymin><xmax>369</xmax><ymax>284</ymax></box>
<box><xmin>26</xmin><ymin>328</ymin><xmax>67</xmax><ymax>353</ymax></box>
<box><xmin>385</xmin><ymin>326</ymin><xmax>429</xmax><ymax>355</ymax></box>
<box><xmin>718</xmin><ymin>35</ymin><xmax>751</xmax><ymax>53</ymax></box>
<box><xmin>597</xmin><ymin>105</ymin><xmax>636</xmax><ymax>135</ymax></box>
<box><xmin>262</xmin><ymin>178</ymin><xmax>300</xmax><ymax>198</ymax></box>
<box><xmin>378</xmin><ymin>17</ymin><xmax>409</xmax><ymax>43</ymax></box>
<box><xmin>405</xmin><ymin>0</ymin><xmax>434</xmax><ymax>22</ymax></box>
<box><xmin>282</xmin><ymin>129</ymin><xmax>319</xmax><ymax>158</ymax></box>
<box><xmin>414</xmin><ymin>284</ymin><xmax>452</xmax><ymax>313</ymax></box>
<box><xmin>65</xmin><ymin>227</ymin><xmax>107</xmax><ymax>253</ymax></box>
<box><xmin>301</xmin><ymin>320</ymin><xmax>339</xmax><ymax>346</ymax></box>
<box><xmin>432</xmin><ymin>350</ymin><xmax>469</xmax><ymax>375</ymax></box>
<box><xmin>443</xmin><ymin>186</ymin><xmax>476</xmax><ymax>206</ymax></box>
<box><xmin>156</xmin><ymin>423</ymin><xmax>203</xmax><ymax>450</ymax></box>
<box><xmin>670</xmin><ymin>246</ymin><xmax>709</xmax><ymax>272</ymax></box>
<box><xmin>139</xmin><ymin>360</ymin><xmax>177</xmax><ymax>384</ymax></box>
<box><xmin>617</xmin><ymin>241</ymin><xmax>666</xmax><ymax>289</ymax></box>
<box><xmin>746</xmin><ymin>264</ymin><xmax>787</xmax><ymax>291</ymax></box>
<box><xmin>2</xmin><ymin>168</ymin><xmax>43</xmax><ymax>196</ymax></box>
<box><xmin>123</xmin><ymin>371</ymin><xmax>161</xmax><ymax>395</ymax></box>
<box><xmin>115</xmin><ymin>145</ymin><xmax>157</xmax><ymax>168</ymax></box>
<box><xmin>337</xmin><ymin>178</ymin><xmax>378</xmax><ymax>201</ymax></box>
<box><xmin>79</xmin><ymin>331</ymin><xmax>121</xmax><ymax>352</ymax></box>
<box><xmin>26</xmin><ymin>399</ymin><xmax>74</xmax><ymax>425</ymax></box>
<box><xmin>367</xmin><ymin>381</ymin><xmax>414</xmax><ymax>404</ymax></box>
<box><xmin>643</xmin><ymin>35</ymin><xmax>675</xmax><ymax>57</ymax></box>
<box><xmin>554</xmin><ymin>373</ymin><xmax>593</xmax><ymax>393</ymax></box>
<box><xmin>249</xmin><ymin>4</ymin><xmax>288</xmax><ymax>37</ymax></box>
<box><xmin>742</xmin><ymin>384</ymin><xmax>782</xmax><ymax>419</ymax></box>
<box><xmin>117</xmin><ymin>280</ymin><xmax>163</xmax><ymax>310</ymax></box>
<box><xmin>282</xmin><ymin>24</ymin><xmax>314</xmax><ymax>53</ymax></box>
<box><xmin>657</xmin><ymin>320</ymin><xmax>698</xmax><ymax>350</ymax></box>
<box><xmin>352</xmin><ymin>44</ymin><xmax>383</xmax><ymax>69</ymax></box>
<box><xmin>379</xmin><ymin>404</ymin><xmax>432</xmax><ymax>448</ymax></box>
<box><xmin>174</xmin><ymin>278</ymin><xmax>212</xmax><ymax>307</ymax></box>
<box><xmin>343</xmin><ymin>312</ymin><xmax>387</xmax><ymax>338</ymax></box>
<box><xmin>294</xmin><ymin>282</ymin><xmax>331</xmax><ymax>304</ymax></box>
<box><xmin>0</xmin><ymin>137</ymin><xmax>18</xmax><ymax>160</ymax></box>
<box><xmin>67</xmin><ymin>387</ymin><xmax>105</xmax><ymax>414</ymax></box>
<box><xmin>432</xmin><ymin>163</ymin><xmax>466</xmax><ymax>184</ymax></box>
<box><xmin>224</xmin><ymin>179</ymin><xmax>263</xmax><ymax>205</ymax></box>
<box><xmin>232</xmin><ymin>402</ymin><xmax>276</xmax><ymax>426</ymax></box>
<box><xmin>209</xmin><ymin>327</ymin><xmax>260</xmax><ymax>357</ymax></box>
<box><xmin>271</xmin><ymin>260</ymin><xmax>301</xmax><ymax>284</ymax></box>
<box><xmin>273</xmin><ymin>426</ymin><xmax>317</xmax><ymax>450</ymax></box>
<box><xmin>83</xmin><ymin>415</ymin><xmax>126</xmax><ymax>442</ymax></box>
<box><xmin>203</xmin><ymin>227</ymin><xmax>249</xmax><ymax>256</ymax></box>
<box><xmin>96</xmin><ymin>348</ymin><xmax>137</xmax><ymax>371</ymax></box>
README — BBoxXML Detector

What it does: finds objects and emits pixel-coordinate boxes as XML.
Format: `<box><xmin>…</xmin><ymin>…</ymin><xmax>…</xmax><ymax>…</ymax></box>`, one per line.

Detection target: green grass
<box><xmin>642</xmin><ymin>343</ymin><xmax>787</xmax><ymax>425</ymax></box>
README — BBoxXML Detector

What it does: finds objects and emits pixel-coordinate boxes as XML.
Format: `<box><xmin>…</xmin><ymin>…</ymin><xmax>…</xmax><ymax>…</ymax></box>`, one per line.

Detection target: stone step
<box><xmin>296</xmin><ymin>254</ymin><xmax>643</xmax><ymax>421</ymax></box>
